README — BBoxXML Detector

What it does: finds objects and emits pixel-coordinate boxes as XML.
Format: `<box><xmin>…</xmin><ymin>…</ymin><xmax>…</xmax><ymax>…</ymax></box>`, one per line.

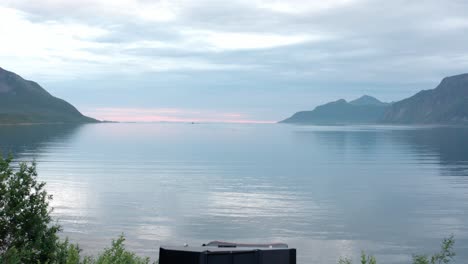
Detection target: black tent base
<box><xmin>159</xmin><ymin>243</ymin><xmax>296</xmax><ymax>264</ymax></box>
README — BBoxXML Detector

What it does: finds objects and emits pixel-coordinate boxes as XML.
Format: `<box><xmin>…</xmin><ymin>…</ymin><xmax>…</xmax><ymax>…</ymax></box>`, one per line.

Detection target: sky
<box><xmin>1</xmin><ymin>0</ymin><xmax>468</xmax><ymax>123</ymax></box>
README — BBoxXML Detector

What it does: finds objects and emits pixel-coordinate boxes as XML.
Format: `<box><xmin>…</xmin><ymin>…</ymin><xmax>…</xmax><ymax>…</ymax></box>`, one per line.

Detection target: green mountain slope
<box><xmin>382</xmin><ymin>73</ymin><xmax>468</xmax><ymax>124</ymax></box>
<box><xmin>0</xmin><ymin>67</ymin><xmax>98</xmax><ymax>124</ymax></box>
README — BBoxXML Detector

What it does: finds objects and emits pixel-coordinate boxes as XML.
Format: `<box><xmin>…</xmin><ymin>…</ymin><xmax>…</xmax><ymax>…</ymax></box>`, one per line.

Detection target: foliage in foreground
<box><xmin>93</xmin><ymin>235</ymin><xmax>151</xmax><ymax>264</ymax></box>
<box><xmin>0</xmin><ymin>154</ymin><xmax>153</xmax><ymax>263</ymax></box>
<box><xmin>412</xmin><ymin>235</ymin><xmax>455</xmax><ymax>264</ymax></box>
<box><xmin>338</xmin><ymin>235</ymin><xmax>456</xmax><ymax>264</ymax></box>
<box><xmin>338</xmin><ymin>251</ymin><xmax>377</xmax><ymax>264</ymax></box>
<box><xmin>0</xmin><ymin>155</ymin><xmax>61</xmax><ymax>263</ymax></box>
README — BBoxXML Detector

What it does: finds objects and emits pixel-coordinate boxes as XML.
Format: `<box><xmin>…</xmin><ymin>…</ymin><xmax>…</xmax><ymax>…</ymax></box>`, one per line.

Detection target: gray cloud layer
<box><xmin>1</xmin><ymin>0</ymin><xmax>468</xmax><ymax>121</ymax></box>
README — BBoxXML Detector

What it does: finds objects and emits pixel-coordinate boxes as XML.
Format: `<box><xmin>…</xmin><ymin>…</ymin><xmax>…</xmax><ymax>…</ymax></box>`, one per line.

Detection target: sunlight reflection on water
<box><xmin>1</xmin><ymin>123</ymin><xmax>468</xmax><ymax>263</ymax></box>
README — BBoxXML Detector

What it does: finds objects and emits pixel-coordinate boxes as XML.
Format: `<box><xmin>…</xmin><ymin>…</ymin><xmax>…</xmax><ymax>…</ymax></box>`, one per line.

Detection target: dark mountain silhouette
<box><xmin>0</xmin><ymin>67</ymin><xmax>98</xmax><ymax>124</ymax></box>
<box><xmin>282</xmin><ymin>73</ymin><xmax>468</xmax><ymax>125</ymax></box>
<box><xmin>382</xmin><ymin>73</ymin><xmax>468</xmax><ymax>124</ymax></box>
<box><xmin>280</xmin><ymin>95</ymin><xmax>389</xmax><ymax>124</ymax></box>
<box><xmin>350</xmin><ymin>95</ymin><xmax>390</xmax><ymax>106</ymax></box>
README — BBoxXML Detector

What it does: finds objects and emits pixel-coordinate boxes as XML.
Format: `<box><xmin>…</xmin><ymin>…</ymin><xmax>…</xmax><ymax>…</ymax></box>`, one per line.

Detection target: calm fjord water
<box><xmin>1</xmin><ymin>123</ymin><xmax>468</xmax><ymax>263</ymax></box>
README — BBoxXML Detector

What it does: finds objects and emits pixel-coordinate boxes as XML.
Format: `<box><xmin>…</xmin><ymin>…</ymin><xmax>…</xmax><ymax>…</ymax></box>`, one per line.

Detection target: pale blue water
<box><xmin>1</xmin><ymin>123</ymin><xmax>468</xmax><ymax>263</ymax></box>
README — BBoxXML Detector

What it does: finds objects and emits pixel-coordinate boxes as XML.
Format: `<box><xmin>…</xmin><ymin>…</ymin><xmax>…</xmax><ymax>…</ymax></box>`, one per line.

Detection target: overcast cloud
<box><xmin>1</xmin><ymin>0</ymin><xmax>468</xmax><ymax>122</ymax></box>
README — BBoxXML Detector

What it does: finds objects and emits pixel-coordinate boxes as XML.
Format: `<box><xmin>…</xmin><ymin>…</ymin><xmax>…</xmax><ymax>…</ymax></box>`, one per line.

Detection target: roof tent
<box><xmin>159</xmin><ymin>242</ymin><xmax>296</xmax><ymax>264</ymax></box>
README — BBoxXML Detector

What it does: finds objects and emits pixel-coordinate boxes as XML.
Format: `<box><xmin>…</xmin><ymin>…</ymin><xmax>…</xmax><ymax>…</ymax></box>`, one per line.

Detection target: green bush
<box><xmin>55</xmin><ymin>238</ymin><xmax>84</xmax><ymax>264</ymax></box>
<box><xmin>338</xmin><ymin>252</ymin><xmax>377</xmax><ymax>264</ymax></box>
<box><xmin>0</xmin><ymin>155</ymin><xmax>61</xmax><ymax>263</ymax></box>
<box><xmin>412</xmin><ymin>235</ymin><xmax>455</xmax><ymax>264</ymax></box>
<box><xmin>338</xmin><ymin>236</ymin><xmax>456</xmax><ymax>264</ymax></box>
<box><xmin>0</xmin><ymin>155</ymin><xmax>155</xmax><ymax>264</ymax></box>
<box><xmin>92</xmin><ymin>235</ymin><xmax>150</xmax><ymax>264</ymax></box>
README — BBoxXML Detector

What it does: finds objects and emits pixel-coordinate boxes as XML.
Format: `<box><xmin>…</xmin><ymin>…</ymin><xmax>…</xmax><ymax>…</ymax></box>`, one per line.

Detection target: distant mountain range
<box><xmin>281</xmin><ymin>73</ymin><xmax>468</xmax><ymax>125</ymax></box>
<box><xmin>280</xmin><ymin>95</ymin><xmax>389</xmax><ymax>124</ymax></box>
<box><xmin>0</xmin><ymin>67</ymin><xmax>98</xmax><ymax>124</ymax></box>
<box><xmin>3</xmin><ymin>66</ymin><xmax>467</xmax><ymax>126</ymax></box>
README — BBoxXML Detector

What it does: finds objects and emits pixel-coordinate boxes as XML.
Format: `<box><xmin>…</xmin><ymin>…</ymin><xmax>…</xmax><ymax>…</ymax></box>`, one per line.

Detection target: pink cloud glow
<box><xmin>83</xmin><ymin>107</ymin><xmax>275</xmax><ymax>124</ymax></box>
